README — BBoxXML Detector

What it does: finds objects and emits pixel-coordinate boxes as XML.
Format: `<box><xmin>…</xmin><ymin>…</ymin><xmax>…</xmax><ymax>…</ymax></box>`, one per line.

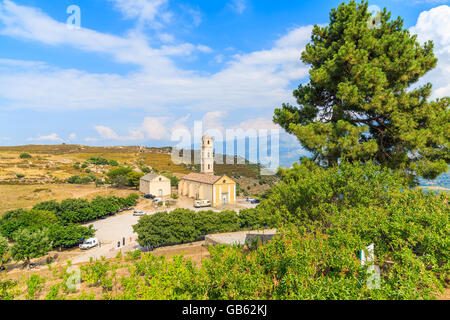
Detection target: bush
<box><xmin>11</xmin><ymin>228</ymin><xmax>52</xmax><ymax>266</ymax></box>
<box><xmin>16</xmin><ymin>174</ymin><xmax>25</xmax><ymax>179</ymax></box>
<box><xmin>109</xmin><ymin>160</ymin><xmax>119</xmax><ymax>166</ymax></box>
<box><xmin>87</xmin><ymin>157</ymin><xmax>119</xmax><ymax>166</ymax></box>
<box><xmin>107</xmin><ymin>167</ymin><xmax>132</xmax><ymax>180</ymax></box>
<box><xmin>19</xmin><ymin>153</ymin><xmax>32</xmax><ymax>159</ymax></box>
<box><xmin>162</xmin><ymin>172</ymin><xmax>180</xmax><ymax>187</ymax></box>
<box><xmin>133</xmin><ymin>209</ymin><xmax>273</xmax><ymax>248</ymax></box>
<box><xmin>0</xmin><ymin>209</ymin><xmax>58</xmax><ymax>240</ymax></box>
<box><xmin>49</xmin><ymin>224</ymin><xmax>95</xmax><ymax>249</ymax></box>
<box><xmin>0</xmin><ymin>235</ymin><xmax>9</xmax><ymax>267</ymax></box>
<box><xmin>88</xmin><ymin>157</ymin><xmax>109</xmax><ymax>165</ymax></box>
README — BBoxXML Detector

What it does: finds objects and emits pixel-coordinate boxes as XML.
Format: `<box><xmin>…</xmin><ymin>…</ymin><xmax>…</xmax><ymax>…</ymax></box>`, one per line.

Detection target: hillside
<box><xmin>0</xmin><ymin>145</ymin><xmax>279</xmax><ymax>213</ymax></box>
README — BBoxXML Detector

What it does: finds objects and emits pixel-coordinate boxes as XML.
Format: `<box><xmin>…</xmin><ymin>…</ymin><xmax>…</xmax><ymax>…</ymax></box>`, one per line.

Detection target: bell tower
<box><xmin>201</xmin><ymin>135</ymin><xmax>214</xmax><ymax>174</ymax></box>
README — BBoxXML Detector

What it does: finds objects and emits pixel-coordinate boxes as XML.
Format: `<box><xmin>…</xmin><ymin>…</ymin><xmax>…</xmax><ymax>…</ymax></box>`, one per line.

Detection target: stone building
<box><xmin>179</xmin><ymin>135</ymin><xmax>236</xmax><ymax>207</ymax></box>
<box><xmin>139</xmin><ymin>174</ymin><xmax>171</xmax><ymax>197</ymax></box>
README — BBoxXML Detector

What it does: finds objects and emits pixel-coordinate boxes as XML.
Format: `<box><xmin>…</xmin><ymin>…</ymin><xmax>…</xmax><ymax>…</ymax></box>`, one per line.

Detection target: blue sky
<box><xmin>0</xmin><ymin>0</ymin><xmax>449</xmax><ymax>167</ymax></box>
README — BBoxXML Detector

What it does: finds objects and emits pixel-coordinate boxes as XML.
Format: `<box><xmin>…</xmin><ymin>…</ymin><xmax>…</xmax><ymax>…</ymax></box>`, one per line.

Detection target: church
<box><xmin>178</xmin><ymin>135</ymin><xmax>237</xmax><ymax>207</ymax></box>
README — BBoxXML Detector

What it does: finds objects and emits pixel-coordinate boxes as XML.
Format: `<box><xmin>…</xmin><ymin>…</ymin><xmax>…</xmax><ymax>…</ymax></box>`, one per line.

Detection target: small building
<box><xmin>179</xmin><ymin>173</ymin><xmax>236</xmax><ymax>207</ymax></box>
<box><xmin>178</xmin><ymin>135</ymin><xmax>237</xmax><ymax>207</ymax></box>
<box><xmin>139</xmin><ymin>174</ymin><xmax>171</xmax><ymax>197</ymax></box>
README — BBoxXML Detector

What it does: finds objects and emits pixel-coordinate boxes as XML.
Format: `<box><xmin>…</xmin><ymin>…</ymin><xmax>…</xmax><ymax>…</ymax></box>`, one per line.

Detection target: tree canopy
<box><xmin>274</xmin><ymin>1</ymin><xmax>449</xmax><ymax>180</ymax></box>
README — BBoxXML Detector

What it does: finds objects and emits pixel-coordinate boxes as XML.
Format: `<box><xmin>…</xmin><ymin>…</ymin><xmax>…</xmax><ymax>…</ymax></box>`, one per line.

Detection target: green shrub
<box><xmin>25</xmin><ymin>274</ymin><xmax>46</xmax><ymax>300</ymax></box>
<box><xmin>19</xmin><ymin>153</ymin><xmax>32</xmax><ymax>159</ymax></box>
<box><xmin>133</xmin><ymin>209</ymin><xmax>273</xmax><ymax>248</ymax></box>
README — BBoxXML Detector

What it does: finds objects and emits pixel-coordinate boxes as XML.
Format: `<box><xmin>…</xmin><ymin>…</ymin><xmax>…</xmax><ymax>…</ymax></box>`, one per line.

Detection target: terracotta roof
<box><xmin>181</xmin><ymin>173</ymin><xmax>223</xmax><ymax>185</ymax></box>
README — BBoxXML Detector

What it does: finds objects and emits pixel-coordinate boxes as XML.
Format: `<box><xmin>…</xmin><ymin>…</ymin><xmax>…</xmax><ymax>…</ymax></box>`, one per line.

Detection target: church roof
<box><xmin>140</xmin><ymin>174</ymin><xmax>169</xmax><ymax>182</ymax></box>
<box><xmin>181</xmin><ymin>172</ymin><xmax>223</xmax><ymax>185</ymax></box>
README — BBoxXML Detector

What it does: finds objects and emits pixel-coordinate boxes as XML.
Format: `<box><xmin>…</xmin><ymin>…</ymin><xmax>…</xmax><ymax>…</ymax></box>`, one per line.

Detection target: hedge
<box><xmin>133</xmin><ymin>208</ymin><xmax>274</xmax><ymax>248</ymax></box>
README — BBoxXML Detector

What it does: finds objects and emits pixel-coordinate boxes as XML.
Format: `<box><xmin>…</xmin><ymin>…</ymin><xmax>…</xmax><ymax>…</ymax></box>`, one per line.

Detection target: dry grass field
<box><xmin>0</xmin><ymin>145</ymin><xmax>191</xmax><ymax>185</ymax></box>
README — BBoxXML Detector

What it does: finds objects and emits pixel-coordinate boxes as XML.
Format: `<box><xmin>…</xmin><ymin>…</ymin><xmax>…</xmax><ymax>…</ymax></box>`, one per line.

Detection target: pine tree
<box><xmin>274</xmin><ymin>1</ymin><xmax>449</xmax><ymax>179</ymax></box>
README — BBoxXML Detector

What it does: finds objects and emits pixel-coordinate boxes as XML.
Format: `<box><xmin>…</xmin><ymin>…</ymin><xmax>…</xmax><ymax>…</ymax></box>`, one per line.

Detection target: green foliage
<box><xmin>162</xmin><ymin>172</ymin><xmax>180</xmax><ymax>187</ymax></box>
<box><xmin>15</xmin><ymin>174</ymin><xmax>25</xmax><ymax>179</ymax></box>
<box><xmin>19</xmin><ymin>153</ymin><xmax>32</xmax><ymax>159</ymax></box>
<box><xmin>0</xmin><ymin>235</ymin><xmax>9</xmax><ymax>267</ymax></box>
<box><xmin>116</xmin><ymin>254</ymin><xmax>204</xmax><ymax>300</ymax></box>
<box><xmin>33</xmin><ymin>194</ymin><xmax>138</xmax><ymax>225</ymax></box>
<box><xmin>49</xmin><ymin>224</ymin><xmax>95</xmax><ymax>249</ymax></box>
<box><xmin>140</xmin><ymin>167</ymin><xmax>151</xmax><ymax>174</ymax></box>
<box><xmin>0</xmin><ymin>279</ymin><xmax>17</xmax><ymax>300</ymax></box>
<box><xmin>107</xmin><ymin>167</ymin><xmax>132</xmax><ymax>180</ymax></box>
<box><xmin>0</xmin><ymin>209</ymin><xmax>58</xmax><ymax>240</ymax></box>
<box><xmin>25</xmin><ymin>274</ymin><xmax>46</xmax><ymax>300</ymax></box>
<box><xmin>81</xmin><ymin>260</ymin><xmax>117</xmax><ymax>292</ymax></box>
<box><xmin>11</xmin><ymin>228</ymin><xmax>52</xmax><ymax>265</ymax></box>
<box><xmin>126</xmin><ymin>171</ymin><xmax>144</xmax><ymax>188</ymax></box>
<box><xmin>67</xmin><ymin>175</ymin><xmax>97</xmax><ymax>184</ymax></box>
<box><xmin>133</xmin><ymin>209</ymin><xmax>273</xmax><ymax>248</ymax></box>
<box><xmin>238</xmin><ymin>208</ymin><xmax>276</xmax><ymax>230</ymax></box>
<box><xmin>112</xmin><ymin>175</ymin><xmax>127</xmax><ymax>188</ymax></box>
<box><xmin>45</xmin><ymin>284</ymin><xmax>64</xmax><ymax>300</ymax></box>
<box><xmin>273</xmin><ymin>1</ymin><xmax>449</xmax><ymax>179</ymax></box>
<box><xmin>87</xmin><ymin>157</ymin><xmax>119</xmax><ymax>166</ymax></box>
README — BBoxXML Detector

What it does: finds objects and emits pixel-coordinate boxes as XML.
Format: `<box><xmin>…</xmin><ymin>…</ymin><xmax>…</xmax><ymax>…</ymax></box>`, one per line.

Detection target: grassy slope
<box><xmin>0</xmin><ymin>145</ymin><xmax>279</xmax><ymax>214</ymax></box>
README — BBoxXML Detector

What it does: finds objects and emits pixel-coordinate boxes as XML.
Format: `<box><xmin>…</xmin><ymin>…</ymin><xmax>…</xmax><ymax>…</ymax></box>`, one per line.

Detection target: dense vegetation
<box><xmin>87</xmin><ymin>157</ymin><xmax>119</xmax><ymax>166</ymax></box>
<box><xmin>106</xmin><ymin>167</ymin><xmax>144</xmax><ymax>188</ymax></box>
<box><xmin>32</xmin><ymin>194</ymin><xmax>139</xmax><ymax>224</ymax></box>
<box><xmin>125</xmin><ymin>161</ymin><xmax>448</xmax><ymax>300</ymax></box>
<box><xmin>274</xmin><ymin>1</ymin><xmax>449</xmax><ymax>180</ymax></box>
<box><xmin>133</xmin><ymin>208</ymin><xmax>275</xmax><ymax>248</ymax></box>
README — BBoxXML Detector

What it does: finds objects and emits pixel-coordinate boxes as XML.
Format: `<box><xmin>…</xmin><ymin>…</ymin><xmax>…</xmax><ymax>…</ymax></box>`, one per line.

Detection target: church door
<box><xmin>222</xmin><ymin>193</ymin><xmax>228</xmax><ymax>205</ymax></box>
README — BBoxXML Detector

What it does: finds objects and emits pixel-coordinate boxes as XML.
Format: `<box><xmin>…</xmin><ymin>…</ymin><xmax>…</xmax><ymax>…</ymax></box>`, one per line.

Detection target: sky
<box><xmin>0</xmin><ymin>0</ymin><xmax>449</xmax><ymax>167</ymax></box>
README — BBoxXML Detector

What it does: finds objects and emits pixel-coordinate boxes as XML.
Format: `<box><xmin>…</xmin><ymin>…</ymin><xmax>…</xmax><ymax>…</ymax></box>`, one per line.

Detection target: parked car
<box><xmin>246</xmin><ymin>197</ymin><xmax>255</xmax><ymax>202</ymax></box>
<box><xmin>144</xmin><ymin>194</ymin><xmax>155</xmax><ymax>199</ymax></box>
<box><xmin>79</xmin><ymin>238</ymin><xmax>99</xmax><ymax>250</ymax></box>
<box><xmin>133</xmin><ymin>210</ymin><xmax>146</xmax><ymax>216</ymax></box>
<box><xmin>153</xmin><ymin>198</ymin><xmax>163</xmax><ymax>203</ymax></box>
<box><xmin>194</xmin><ymin>199</ymin><xmax>212</xmax><ymax>208</ymax></box>
<box><xmin>251</xmin><ymin>199</ymin><xmax>261</xmax><ymax>204</ymax></box>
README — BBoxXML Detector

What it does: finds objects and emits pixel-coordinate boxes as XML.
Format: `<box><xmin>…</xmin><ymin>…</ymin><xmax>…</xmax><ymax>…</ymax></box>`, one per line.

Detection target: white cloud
<box><xmin>235</xmin><ymin>117</ymin><xmax>280</xmax><ymax>131</ymax></box>
<box><xmin>409</xmin><ymin>5</ymin><xmax>450</xmax><ymax>98</ymax></box>
<box><xmin>0</xmin><ymin>1</ymin><xmax>312</xmax><ymax>113</ymax></box>
<box><xmin>90</xmin><ymin>116</ymin><xmax>179</xmax><ymax>142</ymax></box>
<box><xmin>94</xmin><ymin>126</ymin><xmax>120</xmax><ymax>140</ymax></box>
<box><xmin>109</xmin><ymin>0</ymin><xmax>169</xmax><ymax>29</ymax></box>
<box><xmin>68</xmin><ymin>133</ymin><xmax>77</xmax><ymax>141</ymax></box>
<box><xmin>27</xmin><ymin>133</ymin><xmax>64</xmax><ymax>142</ymax></box>
<box><xmin>229</xmin><ymin>0</ymin><xmax>247</xmax><ymax>14</ymax></box>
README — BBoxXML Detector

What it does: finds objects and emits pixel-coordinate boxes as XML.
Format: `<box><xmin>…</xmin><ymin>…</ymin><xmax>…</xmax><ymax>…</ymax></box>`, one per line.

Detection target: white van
<box><xmin>194</xmin><ymin>200</ymin><xmax>211</xmax><ymax>208</ymax></box>
<box><xmin>79</xmin><ymin>238</ymin><xmax>99</xmax><ymax>250</ymax></box>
